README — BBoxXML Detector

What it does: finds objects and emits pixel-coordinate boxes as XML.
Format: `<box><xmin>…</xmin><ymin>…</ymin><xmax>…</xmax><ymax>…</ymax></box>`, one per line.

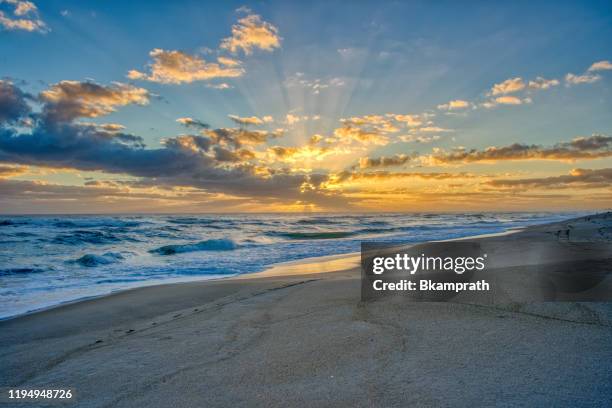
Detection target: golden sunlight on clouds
<box><xmin>127</xmin><ymin>49</ymin><xmax>244</xmax><ymax>84</ymax></box>
<box><xmin>0</xmin><ymin>0</ymin><xmax>46</xmax><ymax>32</ymax></box>
<box><xmin>228</xmin><ymin>114</ymin><xmax>273</xmax><ymax>126</ymax></box>
<box><xmin>40</xmin><ymin>81</ymin><xmax>149</xmax><ymax>120</ymax></box>
<box><xmin>437</xmin><ymin>99</ymin><xmax>471</xmax><ymax>110</ymax></box>
<box><xmin>1</xmin><ymin>2</ymin><xmax>611</xmax><ymax>213</ymax></box>
<box><xmin>220</xmin><ymin>14</ymin><xmax>281</xmax><ymax>55</ymax></box>
<box><xmin>490</xmin><ymin>77</ymin><xmax>526</xmax><ymax>95</ymax></box>
<box><xmin>0</xmin><ymin>164</ymin><xmax>28</xmax><ymax>178</ymax></box>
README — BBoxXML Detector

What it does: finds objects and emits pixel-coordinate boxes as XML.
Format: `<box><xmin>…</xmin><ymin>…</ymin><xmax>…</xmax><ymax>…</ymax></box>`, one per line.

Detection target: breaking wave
<box><xmin>149</xmin><ymin>238</ymin><xmax>238</xmax><ymax>255</ymax></box>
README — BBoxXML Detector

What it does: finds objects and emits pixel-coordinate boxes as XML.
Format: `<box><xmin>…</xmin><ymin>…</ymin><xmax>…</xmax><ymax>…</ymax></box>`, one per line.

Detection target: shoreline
<box><xmin>0</xmin><ymin>220</ymin><xmax>535</xmax><ymax>321</ymax></box>
<box><xmin>1</xmin><ymin>212</ymin><xmax>612</xmax><ymax>406</ymax></box>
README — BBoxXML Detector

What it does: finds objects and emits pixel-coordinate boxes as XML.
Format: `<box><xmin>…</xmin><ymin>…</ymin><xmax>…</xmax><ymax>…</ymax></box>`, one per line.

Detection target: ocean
<box><xmin>0</xmin><ymin>212</ymin><xmax>583</xmax><ymax>318</ymax></box>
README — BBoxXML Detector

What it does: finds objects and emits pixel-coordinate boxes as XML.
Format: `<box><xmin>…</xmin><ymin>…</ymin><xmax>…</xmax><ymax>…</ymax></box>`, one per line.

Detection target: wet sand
<box><xmin>1</xmin><ymin>213</ymin><xmax>612</xmax><ymax>407</ymax></box>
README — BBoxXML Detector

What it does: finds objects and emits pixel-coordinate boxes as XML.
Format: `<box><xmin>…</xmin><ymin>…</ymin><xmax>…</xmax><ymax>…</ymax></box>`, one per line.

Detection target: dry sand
<box><xmin>1</xmin><ymin>213</ymin><xmax>612</xmax><ymax>407</ymax></box>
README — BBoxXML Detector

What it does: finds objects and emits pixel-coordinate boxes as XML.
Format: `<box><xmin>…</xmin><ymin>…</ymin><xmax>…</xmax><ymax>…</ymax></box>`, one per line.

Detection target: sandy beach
<box><xmin>1</xmin><ymin>213</ymin><xmax>612</xmax><ymax>407</ymax></box>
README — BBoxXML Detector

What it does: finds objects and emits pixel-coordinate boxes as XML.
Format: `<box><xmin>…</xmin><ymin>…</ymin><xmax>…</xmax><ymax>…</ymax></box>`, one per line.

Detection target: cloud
<box><xmin>0</xmin><ymin>80</ymin><xmax>31</xmax><ymax>124</ymax></box>
<box><xmin>204</xmin><ymin>127</ymin><xmax>282</xmax><ymax>148</ymax></box>
<box><xmin>527</xmin><ymin>77</ymin><xmax>560</xmax><ymax>90</ymax></box>
<box><xmin>285</xmin><ymin>114</ymin><xmax>318</xmax><ymax>125</ymax></box>
<box><xmin>217</xmin><ymin>56</ymin><xmax>241</xmax><ymax>67</ymax></box>
<box><xmin>418</xmin><ymin>126</ymin><xmax>453</xmax><ymax>133</ymax></box>
<box><xmin>128</xmin><ymin>49</ymin><xmax>244</xmax><ymax>84</ymax></box>
<box><xmin>162</xmin><ymin>134</ymin><xmax>212</xmax><ymax>152</ymax></box>
<box><xmin>494</xmin><ymin>96</ymin><xmax>526</xmax><ymax>105</ymax></box>
<box><xmin>220</xmin><ymin>14</ymin><xmax>281</xmax><ymax>55</ymax></box>
<box><xmin>0</xmin><ymin>0</ymin><xmax>46</xmax><ymax>32</ymax></box>
<box><xmin>387</xmin><ymin>114</ymin><xmax>424</xmax><ymax>128</ymax></box>
<box><xmin>490</xmin><ymin>77</ymin><xmax>526</xmax><ymax>95</ymax></box>
<box><xmin>176</xmin><ymin>117</ymin><xmax>210</xmax><ymax>129</ymax></box>
<box><xmin>329</xmin><ymin>170</ymin><xmax>475</xmax><ymax>184</ymax></box>
<box><xmin>0</xmin><ymin>163</ymin><xmax>27</xmax><ymax>178</ymax></box>
<box><xmin>358</xmin><ymin>154</ymin><xmax>414</xmax><ymax>169</ymax></box>
<box><xmin>0</xmin><ymin>82</ymin><xmax>348</xmax><ymax>209</ymax></box>
<box><xmin>40</xmin><ymin>80</ymin><xmax>149</xmax><ymax>122</ymax></box>
<box><xmin>267</xmin><ymin>145</ymin><xmax>343</xmax><ymax>163</ymax></box>
<box><xmin>425</xmin><ymin>134</ymin><xmax>612</xmax><ymax>165</ymax></box>
<box><xmin>565</xmin><ymin>72</ymin><xmax>601</xmax><ymax>85</ymax></box>
<box><xmin>398</xmin><ymin>135</ymin><xmax>440</xmax><ymax>143</ymax></box>
<box><xmin>437</xmin><ymin>99</ymin><xmax>470</xmax><ymax>110</ymax></box>
<box><xmin>588</xmin><ymin>60</ymin><xmax>612</xmax><ymax>72</ymax></box>
<box><xmin>77</xmin><ymin>122</ymin><xmax>127</xmax><ymax>133</ymax></box>
<box><xmin>487</xmin><ymin>168</ymin><xmax>612</xmax><ymax>190</ymax></box>
<box><xmin>332</xmin><ymin>126</ymin><xmax>389</xmax><ymax>146</ymax></box>
<box><xmin>228</xmin><ymin>114</ymin><xmax>272</xmax><ymax>126</ymax></box>
<box><xmin>482</xmin><ymin>96</ymin><xmax>531</xmax><ymax>108</ymax></box>
<box><xmin>212</xmin><ymin>146</ymin><xmax>255</xmax><ymax>162</ymax></box>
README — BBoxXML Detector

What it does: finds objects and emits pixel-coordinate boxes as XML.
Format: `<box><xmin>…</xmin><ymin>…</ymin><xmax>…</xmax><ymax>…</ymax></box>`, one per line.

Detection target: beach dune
<box><xmin>1</xmin><ymin>214</ymin><xmax>612</xmax><ymax>407</ymax></box>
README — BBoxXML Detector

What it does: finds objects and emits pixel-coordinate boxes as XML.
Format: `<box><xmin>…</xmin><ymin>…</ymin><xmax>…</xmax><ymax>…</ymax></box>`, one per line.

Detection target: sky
<box><xmin>0</xmin><ymin>0</ymin><xmax>611</xmax><ymax>213</ymax></box>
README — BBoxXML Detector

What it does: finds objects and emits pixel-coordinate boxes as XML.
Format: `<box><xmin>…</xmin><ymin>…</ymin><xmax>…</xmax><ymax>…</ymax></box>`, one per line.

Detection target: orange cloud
<box><xmin>220</xmin><ymin>14</ymin><xmax>281</xmax><ymax>54</ymax></box>
<box><xmin>490</xmin><ymin>77</ymin><xmax>525</xmax><ymax>95</ymax></box>
<box><xmin>426</xmin><ymin>134</ymin><xmax>612</xmax><ymax>165</ymax></box>
<box><xmin>40</xmin><ymin>81</ymin><xmax>149</xmax><ymax>120</ymax></box>
<box><xmin>128</xmin><ymin>49</ymin><xmax>244</xmax><ymax>84</ymax></box>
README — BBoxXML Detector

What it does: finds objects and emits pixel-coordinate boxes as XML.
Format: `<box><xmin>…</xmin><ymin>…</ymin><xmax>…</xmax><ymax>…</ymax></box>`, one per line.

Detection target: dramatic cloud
<box><xmin>487</xmin><ymin>168</ymin><xmax>612</xmax><ymax>190</ymax></box>
<box><xmin>0</xmin><ymin>80</ymin><xmax>31</xmax><ymax>124</ymax></box>
<box><xmin>490</xmin><ymin>77</ymin><xmax>526</xmax><ymax>95</ymax></box>
<box><xmin>0</xmin><ymin>0</ymin><xmax>46</xmax><ymax>32</ymax></box>
<box><xmin>162</xmin><ymin>134</ymin><xmax>212</xmax><ymax>152</ymax></box>
<box><xmin>437</xmin><ymin>99</ymin><xmax>470</xmax><ymax>110</ymax></box>
<box><xmin>527</xmin><ymin>77</ymin><xmax>560</xmax><ymax>90</ymax></box>
<box><xmin>565</xmin><ymin>72</ymin><xmax>601</xmax><ymax>85</ymax></box>
<box><xmin>0</xmin><ymin>82</ymin><xmax>347</xmax><ymax>208</ymax></box>
<box><xmin>426</xmin><ymin>134</ymin><xmax>612</xmax><ymax>165</ymax></box>
<box><xmin>128</xmin><ymin>49</ymin><xmax>244</xmax><ymax>84</ymax></box>
<box><xmin>228</xmin><ymin>114</ymin><xmax>273</xmax><ymax>126</ymax></box>
<box><xmin>220</xmin><ymin>14</ymin><xmax>281</xmax><ymax>55</ymax></box>
<box><xmin>38</xmin><ymin>81</ymin><xmax>149</xmax><ymax>122</ymax></box>
<box><xmin>587</xmin><ymin>60</ymin><xmax>612</xmax><ymax>72</ymax></box>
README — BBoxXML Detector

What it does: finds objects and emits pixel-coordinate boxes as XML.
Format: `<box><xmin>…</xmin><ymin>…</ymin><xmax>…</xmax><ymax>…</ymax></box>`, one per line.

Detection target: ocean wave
<box><xmin>295</xmin><ymin>218</ymin><xmax>336</xmax><ymax>225</ymax></box>
<box><xmin>73</xmin><ymin>252</ymin><xmax>124</xmax><ymax>267</ymax></box>
<box><xmin>167</xmin><ymin>217</ymin><xmax>223</xmax><ymax>226</ymax></box>
<box><xmin>357</xmin><ymin>227</ymin><xmax>398</xmax><ymax>235</ymax></box>
<box><xmin>0</xmin><ymin>267</ymin><xmax>46</xmax><ymax>276</ymax></box>
<box><xmin>0</xmin><ymin>219</ymin><xmax>28</xmax><ymax>227</ymax></box>
<box><xmin>270</xmin><ymin>231</ymin><xmax>356</xmax><ymax>240</ymax></box>
<box><xmin>53</xmin><ymin>219</ymin><xmax>142</xmax><ymax>228</ymax></box>
<box><xmin>53</xmin><ymin>230</ymin><xmax>123</xmax><ymax>245</ymax></box>
<box><xmin>149</xmin><ymin>238</ymin><xmax>238</xmax><ymax>255</ymax></box>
